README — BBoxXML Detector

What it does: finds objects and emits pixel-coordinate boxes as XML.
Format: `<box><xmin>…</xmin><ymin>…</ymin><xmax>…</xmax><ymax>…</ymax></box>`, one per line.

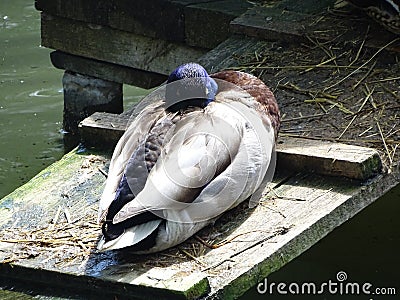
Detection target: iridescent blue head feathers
<box><xmin>165</xmin><ymin>63</ymin><xmax>218</xmax><ymax>112</ymax></box>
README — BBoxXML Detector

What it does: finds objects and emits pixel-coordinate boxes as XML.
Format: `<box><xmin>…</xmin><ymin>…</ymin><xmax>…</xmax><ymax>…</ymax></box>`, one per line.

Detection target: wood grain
<box><xmin>41</xmin><ymin>14</ymin><xmax>206</xmax><ymax>76</ymax></box>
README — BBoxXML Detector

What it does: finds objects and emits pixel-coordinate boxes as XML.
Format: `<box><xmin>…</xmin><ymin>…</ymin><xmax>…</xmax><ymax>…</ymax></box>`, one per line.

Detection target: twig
<box><xmin>194</xmin><ymin>235</ymin><xmax>215</xmax><ymax>249</ymax></box>
<box><xmin>250</xmin><ymin>55</ymin><xmax>268</xmax><ymax>74</ymax></box>
<box><xmin>259</xmin><ymin>203</ymin><xmax>287</xmax><ymax>218</ymax></box>
<box><xmin>386</xmin><ymin>128</ymin><xmax>400</xmax><ymax>139</ymax></box>
<box><xmin>309</xmin><ymin>188</ymin><xmax>333</xmax><ymax>202</ymax></box>
<box><xmin>265</xmin><ymin>186</ymin><xmax>306</xmax><ymax>202</ymax></box>
<box><xmin>0</xmin><ymin>238</ymin><xmax>76</xmax><ymax>246</ymax></box>
<box><xmin>279</xmin><ymin>133</ymin><xmax>397</xmax><ymax>144</ymax></box>
<box><xmin>282</xmin><ymin>113</ymin><xmax>327</xmax><ymax>123</ymax></box>
<box><xmin>303</xmin><ymin>56</ymin><xmax>338</xmax><ymax>73</ymax></box>
<box><xmin>279</xmin><ymin>83</ymin><xmax>339</xmax><ymax>100</ymax></box>
<box><xmin>323</xmin><ymin>37</ymin><xmax>400</xmax><ymax>92</ymax></box>
<box><xmin>338</xmin><ymin>86</ymin><xmax>374</xmax><ymax>139</ymax></box>
<box><xmin>64</xmin><ymin>208</ymin><xmax>72</xmax><ymax>224</ymax></box>
<box><xmin>359</xmin><ymin>126</ymin><xmax>373</xmax><ymax>137</ymax></box>
<box><xmin>352</xmin><ymin>60</ymin><xmax>376</xmax><ymax>90</ymax></box>
<box><xmin>306</xmin><ymin>35</ymin><xmax>340</xmax><ymax>73</ymax></box>
<box><xmin>390</xmin><ymin>144</ymin><xmax>398</xmax><ymax>166</ymax></box>
<box><xmin>179</xmin><ymin>249</ymin><xmax>205</xmax><ymax>266</ymax></box>
<box><xmin>379</xmin><ymin>83</ymin><xmax>400</xmax><ymax>100</ymax></box>
<box><xmin>51</xmin><ymin>206</ymin><xmax>62</xmax><ymax>228</ymax></box>
<box><xmin>367</xmin><ymin>76</ymin><xmax>400</xmax><ymax>84</ymax></box>
<box><xmin>364</xmin><ymin>84</ymin><xmax>377</xmax><ymax>109</ymax></box>
<box><xmin>348</xmin><ymin>26</ymin><xmax>368</xmax><ymax>67</ymax></box>
<box><xmin>98</xmin><ymin>167</ymin><xmax>108</xmax><ymax>178</ymax></box>
<box><xmin>304</xmin><ymin>98</ymin><xmax>353</xmax><ymax>114</ymax></box>
<box><xmin>376</xmin><ymin>121</ymin><xmax>392</xmax><ymax>166</ymax></box>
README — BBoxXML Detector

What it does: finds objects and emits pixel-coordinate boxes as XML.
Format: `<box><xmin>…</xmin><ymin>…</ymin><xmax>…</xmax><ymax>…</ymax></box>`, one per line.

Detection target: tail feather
<box><xmin>97</xmin><ymin>219</ymin><xmax>162</xmax><ymax>251</ymax></box>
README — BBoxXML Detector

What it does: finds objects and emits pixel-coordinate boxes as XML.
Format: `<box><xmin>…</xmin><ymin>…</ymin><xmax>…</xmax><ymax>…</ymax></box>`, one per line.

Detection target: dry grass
<box><xmin>0</xmin><ymin>210</ymin><xmax>98</xmax><ymax>269</ymax></box>
<box><xmin>232</xmin><ymin>7</ymin><xmax>400</xmax><ymax>173</ymax></box>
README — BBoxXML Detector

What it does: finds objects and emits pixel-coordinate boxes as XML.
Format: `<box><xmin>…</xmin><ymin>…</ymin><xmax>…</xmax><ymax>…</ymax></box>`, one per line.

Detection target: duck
<box><xmin>345</xmin><ymin>0</ymin><xmax>400</xmax><ymax>34</ymax></box>
<box><xmin>97</xmin><ymin>63</ymin><xmax>280</xmax><ymax>253</ymax></box>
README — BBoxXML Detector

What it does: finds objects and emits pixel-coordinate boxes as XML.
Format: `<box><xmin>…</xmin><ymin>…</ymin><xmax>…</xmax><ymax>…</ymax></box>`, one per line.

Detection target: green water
<box><xmin>0</xmin><ymin>0</ymin><xmax>63</xmax><ymax>198</ymax></box>
<box><xmin>0</xmin><ymin>0</ymin><xmax>147</xmax><ymax>200</ymax></box>
<box><xmin>0</xmin><ymin>1</ymin><xmax>399</xmax><ymax>299</ymax></box>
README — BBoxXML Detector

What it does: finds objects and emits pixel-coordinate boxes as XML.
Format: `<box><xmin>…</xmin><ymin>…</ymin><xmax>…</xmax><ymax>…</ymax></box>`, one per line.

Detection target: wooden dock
<box><xmin>1</xmin><ymin>0</ymin><xmax>399</xmax><ymax>298</ymax></box>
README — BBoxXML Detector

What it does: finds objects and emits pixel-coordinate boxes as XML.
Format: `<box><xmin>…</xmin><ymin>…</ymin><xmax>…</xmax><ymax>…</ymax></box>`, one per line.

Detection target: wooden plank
<box><xmin>79</xmin><ymin>112</ymin><xmax>381</xmax><ymax>180</ymax></box>
<box><xmin>109</xmin><ymin>0</ymin><xmax>238</xmax><ymax>44</ymax></box>
<box><xmin>35</xmin><ymin>0</ymin><xmax>110</xmax><ymax>26</ymax></box>
<box><xmin>50</xmin><ymin>51</ymin><xmax>167</xmax><ymax>89</ymax></box>
<box><xmin>231</xmin><ymin>5</ymin><xmax>310</xmax><ymax>43</ymax></box>
<box><xmin>230</xmin><ymin>0</ymin><xmax>348</xmax><ymax>43</ymax></box>
<box><xmin>0</xmin><ymin>148</ymin><xmax>397</xmax><ymax>299</ymax></box>
<box><xmin>36</xmin><ymin>0</ymin><xmax>186</xmax><ymax>41</ymax></box>
<box><xmin>0</xmin><ymin>263</ymin><xmax>209</xmax><ymax>300</ymax></box>
<box><xmin>79</xmin><ymin>112</ymin><xmax>127</xmax><ymax>149</ymax></box>
<box><xmin>50</xmin><ymin>35</ymin><xmax>256</xmax><ymax>88</ymax></box>
<box><xmin>108</xmin><ymin>0</ymin><xmax>187</xmax><ymax>42</ymax></box>
<box><xmin>277</xmin><ymin>136</ymin><xmax>381</xmax><ymax>180</ymax></box>
<box><xmin>109</xmin><ymin>0</ymin><xmax>231</xmax><ymax>43</ymax></box>
<box><xmin>41</xmin><ymin>14</ymin><xmax>206</xmax><ymax>76</ymax></box>
<box><xmin>36</xmin><ymin>0</ymin><xmax>247</xmax><ymax>44</ymax></box>
<box><xmin>230</xmin><ymin>0</ymin><xmax>400</xmax><ymax>52</ymax></box>
<box><xmin>197</xmin><ymin>35</ymin><xmax>271</xmax><ymax>73</ymax></box>
<box><xmin>184</xmin><ymin>0</ymin><xmax>253</xmax><ymax>49</ymax></box>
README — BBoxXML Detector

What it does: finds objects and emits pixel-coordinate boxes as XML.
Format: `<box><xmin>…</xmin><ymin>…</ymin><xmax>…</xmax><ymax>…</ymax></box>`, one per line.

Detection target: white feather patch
<box><xmin>97</xmin><ymin>219</ymin><xmax>162</xmax><ymax>251</ymax></box>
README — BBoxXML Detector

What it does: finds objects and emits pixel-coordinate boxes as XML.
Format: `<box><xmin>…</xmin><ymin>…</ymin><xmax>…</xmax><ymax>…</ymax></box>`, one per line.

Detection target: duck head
<box><xmin>165</xmin><ymin>63</ymin><xmax>218</xmax><ymax>112</ymax></box>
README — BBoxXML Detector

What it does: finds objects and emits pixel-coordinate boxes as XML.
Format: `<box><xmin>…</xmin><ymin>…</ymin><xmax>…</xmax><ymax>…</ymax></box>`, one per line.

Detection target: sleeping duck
<box><xmin>97</xmin><ymin>63</ymin><xmax>280</xmax><ymax>253</ymax></box>
<box><xmin>345</xmin><ymin>0</ymin><xmax>400</xmax><ymax>34</ymax></box>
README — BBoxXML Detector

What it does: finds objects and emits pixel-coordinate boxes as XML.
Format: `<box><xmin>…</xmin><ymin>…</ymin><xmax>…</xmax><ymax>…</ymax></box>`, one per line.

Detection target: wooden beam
<box><xmin>184</xmin><ymin>0</ymin><xmax>253</xmax><ymax>49</ymax></box>
<box><xmin>230</xmin><ymin>0</ymin><xmax>337</xmax><ymax>42</ymax></box>
<box><xmin>277</xmin><ymin>136</ymin><xmax>381</xmax><ymax>180</ymax></box>
<box><xmin>198</xmin><ymin>35</ymin><xmax>271</xmax><ymax>73</ymax></box>
<box><xmin>230</xmin><ymin>0</ymin><xmax>400</xmax><ymax>52</ymax></box>
<box><xmin>35</xmin><ymin>0</ymin><xmax>188</xmax><ymax>41</ymax></box>
<box><xmin>35</xmin><ymin>0</ymin><xmax>110</xmax><ymax>26</ymax></box>
<box><xmin>79</xmin><ymin>112</ymin><xmax>127</xmax><ymax>148</ymax></box>
<box><xmin>50</xmin><ymin>51</ymin><xmax>167</xmax><ymax>89</ymax></box>
<box><xmin>41</xmin><ymin>14</ymin><xmax>206</xmax><ymax>76</ymax></box>
<box><xmin>36</xmin><ymin>0</ymin><xmax>251</xmax><ymax>46</ymax></box>
<box><xmin>108</xmin><ymin>0</ymin><xmax>187</xmax><ymax>42</ymax></box>
<box><xmin>79</xmin><ymin>112</ymin><xmax>381</xmax><ymax>180</ymax></box>
<box><xmin>50</xmin><ymin>37</ymin><xmax>262</xmax><ymax>91</ymax></box>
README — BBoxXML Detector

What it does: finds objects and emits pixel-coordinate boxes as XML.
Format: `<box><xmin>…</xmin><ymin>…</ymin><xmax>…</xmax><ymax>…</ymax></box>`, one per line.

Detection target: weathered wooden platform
<box><xmin>1</xmin><ymin>141</ymin><xmax>396</xmax><ymax>299</ymax></box>
<box><xmin>1</xmin><ymin>0</ymin><xmax>399</xmax><ymax>298</ymax></box>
